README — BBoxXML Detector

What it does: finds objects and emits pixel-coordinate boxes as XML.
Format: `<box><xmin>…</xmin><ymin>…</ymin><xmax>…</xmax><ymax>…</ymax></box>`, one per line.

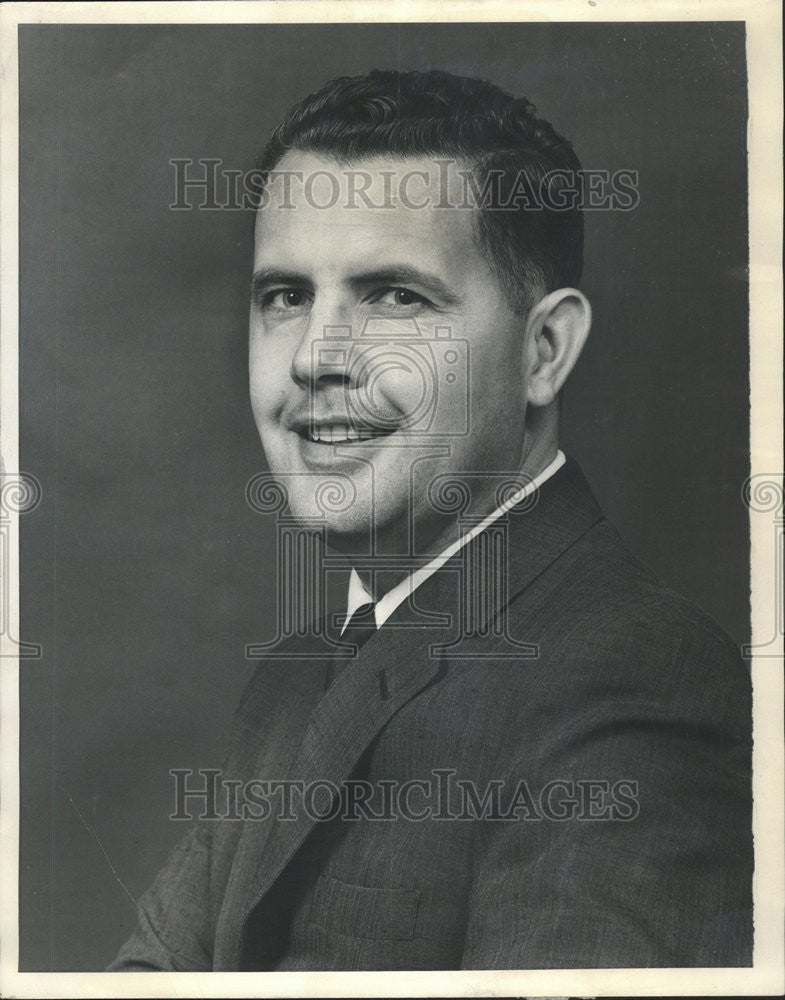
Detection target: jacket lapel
<box><xmin>214</xmin><ymin>604</ymin><xmax>447</xmax><ymax>969</ymax></box>
<box><xmin>427</xmin><ymin>457</ymin><xmax>605</xmax><ymax>656</ymax></box>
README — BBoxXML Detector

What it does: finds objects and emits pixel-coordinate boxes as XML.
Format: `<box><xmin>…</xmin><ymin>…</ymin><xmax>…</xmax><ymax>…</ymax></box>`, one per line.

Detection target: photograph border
<box><xmin>1</xmin><ymin>1</ymin><xmax>782</xmax><ymax>997</ymax></box>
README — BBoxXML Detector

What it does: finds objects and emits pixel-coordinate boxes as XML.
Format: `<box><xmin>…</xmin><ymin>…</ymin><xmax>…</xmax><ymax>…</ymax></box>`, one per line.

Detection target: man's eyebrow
<box><xmin>251</xmin><ymin>268</ymin><xmax>312</xmax><ymax>298</ymax></box>
<box><xmin>350</xmin><ymin>266</ymin><xmax>460</xmax><ymax>303</ymax></box>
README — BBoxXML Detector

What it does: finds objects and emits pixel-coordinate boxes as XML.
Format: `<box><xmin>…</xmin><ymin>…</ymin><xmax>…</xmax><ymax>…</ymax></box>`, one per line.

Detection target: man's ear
<box><xmin>523</xmin><ymin>288</ymin><xmax>591</xmax><ymax>408</ymax></box>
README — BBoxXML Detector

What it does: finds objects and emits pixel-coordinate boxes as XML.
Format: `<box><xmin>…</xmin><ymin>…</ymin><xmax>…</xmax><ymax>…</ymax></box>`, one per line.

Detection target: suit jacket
<box><xmin>109</xmin><ymin>458</ymin><xmax>753</xmax><ymax>970</ymax></box>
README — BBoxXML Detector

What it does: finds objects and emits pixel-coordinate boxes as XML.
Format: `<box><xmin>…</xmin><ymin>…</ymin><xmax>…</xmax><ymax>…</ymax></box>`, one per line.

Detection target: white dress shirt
<box><xmin>342</xmin><ymin>450</ymin><xmax>566</xmax><ymax>632</ymax></box>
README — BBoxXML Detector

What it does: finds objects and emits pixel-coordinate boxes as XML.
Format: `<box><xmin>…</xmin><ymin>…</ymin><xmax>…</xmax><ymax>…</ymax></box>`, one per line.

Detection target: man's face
<box><xmin>249</xmin><ymin>152</ymin><xmax>532</xmax><ymax>555</ymax></box>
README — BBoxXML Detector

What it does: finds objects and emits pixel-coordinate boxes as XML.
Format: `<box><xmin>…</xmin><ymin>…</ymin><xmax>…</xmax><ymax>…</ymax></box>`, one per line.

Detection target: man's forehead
<box><xmin>263</xmin><ymin>148</ymin><xmax>474</xmax><ymax>206</ymax></box>
<box><xmin>253</xmin><ymin>150</ymin><xmax>481</xmax><ymax>266</ymax></box>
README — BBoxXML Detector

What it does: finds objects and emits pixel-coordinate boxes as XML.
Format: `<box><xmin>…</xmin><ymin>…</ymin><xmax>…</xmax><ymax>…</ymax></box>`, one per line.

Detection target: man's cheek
<box><xmin>367</xmin><ymin>368</ymin><xmax>435</xmax><ymax>431</ymax></box>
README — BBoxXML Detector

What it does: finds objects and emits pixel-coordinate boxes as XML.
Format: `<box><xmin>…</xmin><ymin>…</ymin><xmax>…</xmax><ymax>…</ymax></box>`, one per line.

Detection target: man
<box><xmin>110</xmin><ymin>69</ymin><xmax>752</xmax><ymax>970</ymax></box>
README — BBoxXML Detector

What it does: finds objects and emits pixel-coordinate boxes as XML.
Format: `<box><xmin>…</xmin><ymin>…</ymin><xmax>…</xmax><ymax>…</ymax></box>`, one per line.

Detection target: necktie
<box><xmin>340</xmin><ymin>601</ymin><xmax>378</xmax><ymax>650</ymax></box>
<box><xmin>324</xmin><ymin>602</ymin><xmax>378</xmax><ymax>690</ymax></box>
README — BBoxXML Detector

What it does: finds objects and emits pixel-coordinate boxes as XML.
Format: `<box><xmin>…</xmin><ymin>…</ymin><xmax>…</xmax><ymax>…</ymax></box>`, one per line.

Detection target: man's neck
<box><xmin>353</xmin><ymin>446</ymin><xmax>562</xmax><ymax>602</ymax></box>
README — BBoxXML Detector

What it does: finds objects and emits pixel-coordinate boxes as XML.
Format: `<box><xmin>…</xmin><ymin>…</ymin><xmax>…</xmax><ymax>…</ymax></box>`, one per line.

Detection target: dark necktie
<box><xmin>324</xmin><ymin>602</ymin><xmax>378</xmax><ymax>690</ymax></box>
<box><xmin>340</xmin><ymin>601</ymin><xmax>378</xmax><ymax>650</ymax></box>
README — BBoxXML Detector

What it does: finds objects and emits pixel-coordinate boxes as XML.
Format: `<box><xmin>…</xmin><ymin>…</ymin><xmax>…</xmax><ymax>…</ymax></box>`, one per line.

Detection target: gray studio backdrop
<box><xmin>18</xmin><ymin>22</ymin><xmax>749</xmax><ymax>970</ymax></box>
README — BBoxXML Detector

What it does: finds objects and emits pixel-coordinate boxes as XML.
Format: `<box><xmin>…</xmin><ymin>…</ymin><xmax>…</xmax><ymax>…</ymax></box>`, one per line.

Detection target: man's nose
<box><xmin>289</xmin><ymin>311</ymin><xmax>358</xmax><ymax>390</ymax></box>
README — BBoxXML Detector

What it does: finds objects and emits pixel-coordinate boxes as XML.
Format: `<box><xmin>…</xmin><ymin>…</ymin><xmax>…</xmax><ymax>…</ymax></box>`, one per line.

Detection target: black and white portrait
<box><xmin>2</xmin><ymin>4</ymin><xmax>782</xmax><ymax>997</ymax></box>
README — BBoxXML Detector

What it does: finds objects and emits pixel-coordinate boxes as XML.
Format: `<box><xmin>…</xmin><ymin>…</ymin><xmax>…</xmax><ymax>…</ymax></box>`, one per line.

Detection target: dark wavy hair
<box><xmin>256</xmin><ymin>69</ymin><xmax>583</xmax><ymax>313</ymax></box>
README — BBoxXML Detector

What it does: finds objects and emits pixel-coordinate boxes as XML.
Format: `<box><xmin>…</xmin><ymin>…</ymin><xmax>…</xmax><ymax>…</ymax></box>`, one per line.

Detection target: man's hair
<box><xmin>256</xmin><ymin>69</ymin><xmax>584</xmax><ymax>313</ymax></box>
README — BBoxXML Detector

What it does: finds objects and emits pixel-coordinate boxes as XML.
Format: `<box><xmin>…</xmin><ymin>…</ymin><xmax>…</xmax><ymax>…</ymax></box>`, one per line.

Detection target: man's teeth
<box><xmin>309</xmin><ymin>425</ymin><xmax>378</xmax><ymax>443</ymax></box>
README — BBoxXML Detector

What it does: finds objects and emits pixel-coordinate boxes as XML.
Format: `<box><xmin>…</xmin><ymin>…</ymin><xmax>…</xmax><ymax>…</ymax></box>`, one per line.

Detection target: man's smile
<box><xmin>304</xmin><ymin>424</ymin><xmax>387</xmax><ymax>443</ymax></box>
<box><xmin>288</xmin><ymin>410</ymin><xmax>400</xmax><ymax>445</ymax></box>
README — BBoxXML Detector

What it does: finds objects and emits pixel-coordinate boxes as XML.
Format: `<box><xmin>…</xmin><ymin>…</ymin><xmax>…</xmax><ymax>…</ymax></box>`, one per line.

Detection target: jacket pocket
<box><xmin>308</xmin><ymin>873</ymin><xmax>420</xmax><ymax>941</ymax></box>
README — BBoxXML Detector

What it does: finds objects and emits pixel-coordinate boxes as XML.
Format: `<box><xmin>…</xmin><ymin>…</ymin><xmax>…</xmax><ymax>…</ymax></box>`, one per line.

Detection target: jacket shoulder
<box><xmin>506</xmin><ymin>518</ymin><xmax>750</xmax><ymax>736</ymax></box>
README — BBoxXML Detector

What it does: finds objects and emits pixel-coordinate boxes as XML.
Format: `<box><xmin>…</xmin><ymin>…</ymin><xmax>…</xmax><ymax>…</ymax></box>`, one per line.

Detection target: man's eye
<box><xmin>376</xmin><ymin>287</ymin><xmax>427</xmax><ymax>309</ymax></box>
<box><xmin>264</xmin><ymin>289</ymin><xmax>311</xmax><ymax>310</ymax></box>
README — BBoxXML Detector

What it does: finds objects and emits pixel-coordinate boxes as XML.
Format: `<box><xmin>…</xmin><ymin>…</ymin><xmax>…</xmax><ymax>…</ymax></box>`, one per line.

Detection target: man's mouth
<box><xmin>294</xmin><ymin>421</ymin><xmax>397</xmax><ymax>445</ymax></box>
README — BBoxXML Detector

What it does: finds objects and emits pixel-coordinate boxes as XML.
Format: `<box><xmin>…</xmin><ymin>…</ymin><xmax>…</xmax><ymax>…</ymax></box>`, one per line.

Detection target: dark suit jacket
<box><xmin>109</xmin><ymin>459</ymin><xmax>753</xmax><ymax>970</ymax></box>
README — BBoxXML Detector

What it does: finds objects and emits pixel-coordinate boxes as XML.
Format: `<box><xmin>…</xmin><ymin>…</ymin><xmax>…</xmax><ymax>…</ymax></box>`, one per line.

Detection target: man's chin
<box><xmin>286</xmin><ymin>495</ymin><xmax>371</xmax><ymax>543</ymax></box>
<box><xmin>286</xmin><ymin>496</ymin><xmax>411</xmax><ymax>559</ymax></box>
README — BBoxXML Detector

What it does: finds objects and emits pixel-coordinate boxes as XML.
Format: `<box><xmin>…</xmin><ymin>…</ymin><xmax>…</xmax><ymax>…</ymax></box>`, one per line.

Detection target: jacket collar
<box><xmin>501</xmin><ymin>455</ymin><xmax>604</xmax><ymax>617</ymax></box>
